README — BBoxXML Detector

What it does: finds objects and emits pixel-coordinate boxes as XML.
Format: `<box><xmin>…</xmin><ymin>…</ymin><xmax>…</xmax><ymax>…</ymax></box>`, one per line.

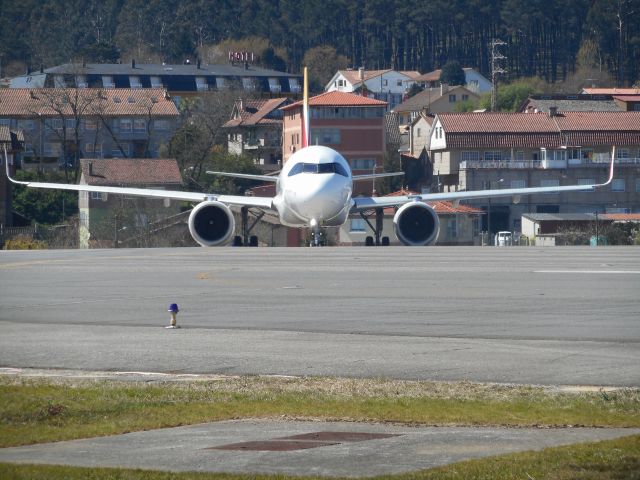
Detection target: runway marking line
<box><xmin>535</xmin><ymin>270</ymin><xmax>640</xmax><ymax>274</ymax></box>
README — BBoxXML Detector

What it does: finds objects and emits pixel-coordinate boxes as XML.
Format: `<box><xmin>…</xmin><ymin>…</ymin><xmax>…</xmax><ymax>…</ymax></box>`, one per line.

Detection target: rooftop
<box><xmin>338</xmin><ymin>69</ymin><xmax>422</xmax><ymax>85</ymax></box>
<box><xmin>282</xmin><ymin>91</ymin><xmax>387</xmax><ymax>110</ymax></box>
<box><xmin>0</xmin><ymin>88</ymin><xmax>178</xmax><ymax>117</ymax></box>
<box><xmin>224</xmin><ymin>98</ymin><xmax>289</xmax><ymax>128</ymax></box>
<box><xmin>80</xmin><ymin>158</ymin><xmax>182</xmax><ymax>186</ymax></box>
<box><xmin>31</xmin><ymin>62</ymin><xmax>300</xmax><ymax>79</ymax></box>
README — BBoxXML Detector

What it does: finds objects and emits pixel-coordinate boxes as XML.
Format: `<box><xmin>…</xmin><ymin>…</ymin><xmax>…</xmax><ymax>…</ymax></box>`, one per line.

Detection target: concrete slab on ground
<box><xmin>0</xmin><ymin>420</ymin><xmax>637</xmax><ymax>477</ymax></box>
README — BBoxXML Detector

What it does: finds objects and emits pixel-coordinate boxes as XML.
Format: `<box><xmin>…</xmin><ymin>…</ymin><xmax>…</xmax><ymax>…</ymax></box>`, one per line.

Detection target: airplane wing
<box><xmin>4</xmin><ymin>150</ymin><xmax>274</xmax><ymax>209</ymax></box>
<box><xmin>352</xmin><ymin>154</ymin><xmax>615</xmax><ymax>211</ymax></box>
<box><xmin>206</xmin><ymin>171</ymin><xmax>279</xmax><ymax>182</ymax></box>
<box><xmin>353</xmin><ymin>172</ymin><xmax>404</xmax><ymax>181</ymax></box>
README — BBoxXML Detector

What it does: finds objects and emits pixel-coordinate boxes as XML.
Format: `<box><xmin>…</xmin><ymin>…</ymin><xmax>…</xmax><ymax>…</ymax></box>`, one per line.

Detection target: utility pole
<box><xmin>491</xmin><ymin>40</ymin><xmax>507</xmax><ymax>112</ymax></box>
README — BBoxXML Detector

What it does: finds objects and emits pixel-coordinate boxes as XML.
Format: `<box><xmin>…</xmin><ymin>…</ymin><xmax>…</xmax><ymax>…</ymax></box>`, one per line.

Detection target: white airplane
<box><xmin>4</xmin><ymin>69</ymin><xmax>615</xmax><ymax>247</ymax></box>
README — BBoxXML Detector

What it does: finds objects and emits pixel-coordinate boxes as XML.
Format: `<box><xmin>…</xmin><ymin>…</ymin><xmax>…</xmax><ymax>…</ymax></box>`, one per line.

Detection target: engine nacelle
<box><xmin>393</xmin><ymin>202</ymin><xmax>440</xmax><ymax>246</ymax></box>
<box><xmin>188</xmin><ymin>201</ymin><xmax>235</xmax><ymax>246</ymax></box>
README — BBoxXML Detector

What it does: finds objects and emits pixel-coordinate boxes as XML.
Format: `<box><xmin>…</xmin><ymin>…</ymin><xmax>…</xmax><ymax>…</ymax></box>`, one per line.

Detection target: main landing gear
<box><xmin>361</xmin><ymin>208</ymin><xmax>390</xmax><ymax>246</ymax></box>
<box><xmin>233</xmin><ymin>206</ymin><xmax>264</xmax><ymax>247</ymax></box>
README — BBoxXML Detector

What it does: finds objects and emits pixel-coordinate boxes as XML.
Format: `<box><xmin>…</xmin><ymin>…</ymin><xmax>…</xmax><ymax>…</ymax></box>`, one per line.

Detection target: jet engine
<box><xmin>188</xmin><ymin>201</ymin><xmax>235</xmax><ymax>246</ymax></box>
<box><xmin>393</xmin><ymin>202</ymin><xmax>440</xmax><ymax>246</ymax></box>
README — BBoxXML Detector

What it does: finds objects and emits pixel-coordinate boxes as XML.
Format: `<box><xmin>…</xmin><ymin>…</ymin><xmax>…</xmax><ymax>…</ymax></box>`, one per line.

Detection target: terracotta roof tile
<box><xmin>583</xmin><ymin>88</ymin><xmax>640</xmax><ymax>95</ymax></box>
<box><xmin>224</xmin><ymin>98</ymin><xmax>288</xmax><ymax>128</ymax></box>
<box><xmin>438</xmin><ymin>112</ymin><xmax>558</xmax><ymax>133</ymax></box>
<box><xmin>0</xmin><ymin>88</ymin><xmax>178</xmax><ymax>117</ymax></box>
<box><xmin>601</xmin><ymin>213</ymin><xmax>640</xmax><ymax>221</ymax></box>
<box><xmin>554</xmin><ymin>111</ymin><xmax>640</xmax><ymax>130</ymax></box>
<box><xmin>382</xmin><ymin>189</ymin><xmax>483</xmax><ymax>214</ymax></box>
<box><xmin>80</xmin><ymin>158</ymin><xmax>182</xmax><ymax>185</ymax></box>
<box><xmin>283</xmin><ymin>91</ymin><xmax>387</xmax><ymax>110</ymax></box>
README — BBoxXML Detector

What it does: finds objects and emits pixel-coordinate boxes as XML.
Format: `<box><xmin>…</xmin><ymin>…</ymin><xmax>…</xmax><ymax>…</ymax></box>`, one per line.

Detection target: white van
<box><xmin>495</xmin><ymin>231</ymin><xmax>513</xmax><ymax>246</ymax></box>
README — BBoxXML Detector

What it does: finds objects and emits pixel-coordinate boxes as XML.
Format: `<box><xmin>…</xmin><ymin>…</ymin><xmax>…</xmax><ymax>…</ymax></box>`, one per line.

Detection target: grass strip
<box><xmin>0</xmin><ymin>375</ymin><xmax>638</xmax><ymax>448</ymax></box>
<box><xmin>0</xmin><ymin>435</ymin><xmax>638</xmax><ymax>479</ymax></box>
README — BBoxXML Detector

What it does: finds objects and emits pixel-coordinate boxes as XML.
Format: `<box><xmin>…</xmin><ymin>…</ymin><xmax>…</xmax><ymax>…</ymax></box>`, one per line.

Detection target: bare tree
<box><xmin>31</xmin><ymin>88</ymin><xmax>102</xmax><ymax>181</ymax></box>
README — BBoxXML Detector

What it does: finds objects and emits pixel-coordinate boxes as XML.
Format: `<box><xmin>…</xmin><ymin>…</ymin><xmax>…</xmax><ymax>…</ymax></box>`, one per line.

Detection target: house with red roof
<box><xmin>339</xmin><ymin>189</ymin><xmax>484</xmax><ymax>246</ymax></box>
<box><xmin>78</xmin><ymin>158</ymin><xmax>183</xmax><ymax>248</ymax></box>
<box><xmin>325</xmin><ymin>69</ymin><xmax>421</xmax><ymax>110</ymax></box>
<box><xmin>224</xmin><ymin>97</ymin><xmax>291</xmax><ymax>171</ymax></box>
<box><xmin>281</xmin><ymin>91</ymin><xmax>388</xmax><ymax>195</ymax></box>
<box><xmin>429</xmin><ymin>111</ymin><xmax>640</xmax><ymax>234</ymax></box>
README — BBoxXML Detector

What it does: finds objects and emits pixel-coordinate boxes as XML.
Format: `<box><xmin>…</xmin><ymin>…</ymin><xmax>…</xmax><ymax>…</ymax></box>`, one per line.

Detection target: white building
<box><xmin>325</xmin><ymin>69</ymin><xmax>422</xmax><ymax>110</ymax></box>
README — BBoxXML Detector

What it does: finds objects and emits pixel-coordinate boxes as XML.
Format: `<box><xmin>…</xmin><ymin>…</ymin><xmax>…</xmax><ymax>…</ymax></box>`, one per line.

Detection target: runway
<box><xmin>1</xmin><ymin>246</ymin><xmax>639</xmax><ymax>386</ymax></box>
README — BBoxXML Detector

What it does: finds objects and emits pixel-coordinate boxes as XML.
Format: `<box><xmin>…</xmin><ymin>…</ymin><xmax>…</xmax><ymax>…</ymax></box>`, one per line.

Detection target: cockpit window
<box><xmin>288</xmin><ymin>162</ymin><xmax>349</xmax><ymax>177</ymax></box>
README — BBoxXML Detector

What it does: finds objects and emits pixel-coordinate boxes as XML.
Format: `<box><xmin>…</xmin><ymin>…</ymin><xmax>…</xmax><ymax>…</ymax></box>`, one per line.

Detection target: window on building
<box><xmin>382</xmin><ymin>79</ymin><xmax>388</xmax><ymax>86</ymax></box>
<box><xmin>129</xmin><ymin>76</ymin><xmax>142</xmax><ymax>88</ymax></box>
<box><xmin>195</xmin><ymin>76</ymin><xmax>209</xmax><ymax>91</ymax></box>
<box><xmin>540</xmin><ymin>179</ymin><xmax>559</xmax><ymax>188</ymax></box>
<box><xmin>91</xmin><ymin>191</ymin><xmax>107</xmax><ymax>201</ymax></box>
<box><xmin>84</xmin><ymin>119</ymin><xmax>98</xmax><ymax>130</ymax></box>
<box><xmin>461</xmin><ymin>151</ymin><xmax>480</xmax><ymax>162</ymax></box>
<box><xmin>112</xmin><ymin>144</ymin><xmax>130</xmax><ymax>157</ymax></box>
<box><xmin>102</xmin><ymin>76</ymin><xmax>115</xmax><ymax>88</ymax></box>
<box><xmin>484</xmin><ymin>151</ymin><xmax>502</xmax><ymax>161</ymax></box>
<box><xmin>616</xmin><ymin>148</ymin><xmax>630</xmax><ymax>159</ymax></box>
<box><xmin>416</xmin><ymin>128</ymin><xmax>421</xmax><ymax>137</ymax></box>
<box><xmin>154</xmin><ymin>120</ymin><xmax>169</xmax><ymax>130</ymax></box>
<box><xmin>448</xmin><ymin>94</ymin><xmax>456</xmax><ymax>102</ymax></box>
<box><xmin>611</xmin><ymin>178</ymin><xmax>625</xmax><ymax>192</ymax></box>
<box><xmin>397</xmin><ymin>79</ymin><xmax>403</xmax><ymax>87</ymax></box>
<box><xmin>43</xmin><ymin>142</ymin><xmax>62</xmax><ymax>156</ymax></box>
<box><xmin>133</xmin><ymin>119</ymin><xmax>146</xmax><ymax>132</ymax></box>
<box><xmin>516</xmin><ymin>151</ymin><xmax>525</xmax><ymax>161</ymax></box>
<box><xmin>150</xmin><ymin>76</ymin><xmax>163</xmax><ymax>88</ymax></box>
<box><xmin>462</xmin><ymin>94</ymin><xmax>469</xmax><ymax>101</ymax></box>
<box><xmin>350</xmin><ymin>218</ymin><xmax>367</xmax><ymax>232</ymax></box>
<box><xmin>17</xmin><ymin>119</ymin><xmax>35</xmax><ymax>130</ymax></box>
<box><xmin>85</xmin><ymin>143</ymin><xmax>103</xmax><ymax>156</ymax></box>
<box><xmin>511</xmin><ymin>179</ymin><xmax>526</xmax><ymax>189</ymax></box>
<box><xmin>120</xmin><ymin>119</ymin><xmax>132</xmax><ymax>132</ymax></box>
<box><xmin>351</xmin><ymin>158</ymin><xmax>376</xmax><ymax>170</ymax></box>
<box><xmin>446</xmin><ymin>218</ymin><xmax>457</xmax><ymax>239</ymax></box>
<box><xmin>311</xmin><ymin>128</ymin><xmax>340</xmax><ymax>145</ymax></box>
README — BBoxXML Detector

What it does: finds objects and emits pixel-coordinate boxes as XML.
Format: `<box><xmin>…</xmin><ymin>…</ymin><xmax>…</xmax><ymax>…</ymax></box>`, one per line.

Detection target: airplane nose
<box><xmin>291</xmin><ymin>176</ymin><xmax>345</xmax><ymax>220</ymax></box>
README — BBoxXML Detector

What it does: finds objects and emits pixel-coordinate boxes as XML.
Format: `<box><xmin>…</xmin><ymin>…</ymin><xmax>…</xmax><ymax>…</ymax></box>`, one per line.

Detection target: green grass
<box><xmin>0</xmin><ymin>375</ymin><xmax>638</xmax><ymax>448</ymax></box>
<box><xmin>0</xmin><ymin>375</ymin><xmax>638</xmax><ymax>478</ymax></box>
<box><xmin>1</xmin><ymin>435</ymin><xmax>638</xmax><ymax>479</ymax></box>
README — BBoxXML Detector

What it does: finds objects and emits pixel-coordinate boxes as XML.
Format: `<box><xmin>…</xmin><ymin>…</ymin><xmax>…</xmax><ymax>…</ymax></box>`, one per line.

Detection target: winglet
<box><xmin>598</xmin><ymin>146</ymin><xmax>616</xmax><ymax>187</ymax></box>
<box><xmin>301</xmin><ymin>66</ymin><xmax>310</xmax><ymax>148</ymax></box>
<box><xmin>3</xmin><ymin>144</ymin><xmax>27</xmax><ymax>186</ymax></box>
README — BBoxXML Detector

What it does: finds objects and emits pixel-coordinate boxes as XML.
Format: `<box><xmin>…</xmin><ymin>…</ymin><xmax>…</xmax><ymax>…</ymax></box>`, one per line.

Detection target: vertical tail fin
<box><xmin>301</xmin><ymin>66</ymin><xmax>310</xmax><ymax>148</ymax></box>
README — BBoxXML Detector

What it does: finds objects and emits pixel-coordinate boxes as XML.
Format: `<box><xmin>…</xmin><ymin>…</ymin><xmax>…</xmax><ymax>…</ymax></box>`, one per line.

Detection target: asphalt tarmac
<box><xmin>1</xmin><ymin>246</ymin><xmax>638</xmax><ymax>386</ymax></box>
<box><xmin>1</xmin><ymin>246</ymin><xmax>639</xmax><ymax>476</ymax></box>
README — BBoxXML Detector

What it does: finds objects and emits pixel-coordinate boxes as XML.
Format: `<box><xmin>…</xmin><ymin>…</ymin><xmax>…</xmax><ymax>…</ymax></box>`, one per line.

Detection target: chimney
<box><xmin>548</xmin><ymin>106</ymin><xmax>558</xmax><ymax>117</ymax></box>
<box><xmin>440</xmin><ymin>82</ymin><xmax>449</xmax><ymax>96</ymax></box>
<box><xmin>88</xmin><ymin>160</ymin><xmax>93</xmax><ymax>176</ymax></box>
<box><xmin>197</xmin><ymin>59</ymin><xmax>201</xmax><ymax>69</ymax></box>
<box><xmin>40</xmin><ymin>64</ymin><xmax>44</xmax><ymax>74</ymax></box>
<box><xmin>131</xmin><ymin>58</ymin><xmax>136</xmax><ymax>69</ymax></box>
<box><xmin>237</xmin><ymin>97</ymin><xmax>243</xmax><ymax>111</ymax></box>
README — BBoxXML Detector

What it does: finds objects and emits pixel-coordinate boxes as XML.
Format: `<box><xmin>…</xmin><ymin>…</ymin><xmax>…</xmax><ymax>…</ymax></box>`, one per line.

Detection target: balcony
<box><xmin>460</xmin><ymin>157</ymin><xmax>639</xmax><ymax>170</ymax></box>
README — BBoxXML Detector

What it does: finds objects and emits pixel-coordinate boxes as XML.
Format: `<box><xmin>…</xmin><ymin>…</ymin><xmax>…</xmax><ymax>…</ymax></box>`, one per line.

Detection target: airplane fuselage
<box><xmin>273</xmin><ymin>145</ymin><xmax>353</xmax><ymax>228</ymax></box>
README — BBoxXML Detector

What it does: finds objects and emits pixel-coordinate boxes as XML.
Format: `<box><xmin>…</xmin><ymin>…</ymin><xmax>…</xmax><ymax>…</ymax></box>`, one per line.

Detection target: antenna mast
<box><xmin>491</xmin><ymin>40</ymin><xmax>507</xmax><ymax>112</ymax></box>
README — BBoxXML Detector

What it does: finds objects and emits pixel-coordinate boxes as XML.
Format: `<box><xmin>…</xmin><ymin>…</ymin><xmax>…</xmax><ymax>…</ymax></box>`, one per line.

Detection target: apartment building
<box><xmin>429</xmin><ymin>111</ymin><xmax>640</xmax><ymax>234</ymax></box>
<box><xmin>281</xmin><ymin>91</ymin><xmax>387</xmax><ymax>195</ymax></box>
<box><xmin>0</xmin><ymin>88</ymin><xmax>179</xmax><ymax>171</ymax></box>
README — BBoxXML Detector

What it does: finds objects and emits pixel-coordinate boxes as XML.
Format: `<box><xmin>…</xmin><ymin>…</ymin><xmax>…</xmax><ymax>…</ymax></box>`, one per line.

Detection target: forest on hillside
<box><xmin>0</xmin><ymin>0</ymin><xmax>638</xmax><ymax>86</ymax></box>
